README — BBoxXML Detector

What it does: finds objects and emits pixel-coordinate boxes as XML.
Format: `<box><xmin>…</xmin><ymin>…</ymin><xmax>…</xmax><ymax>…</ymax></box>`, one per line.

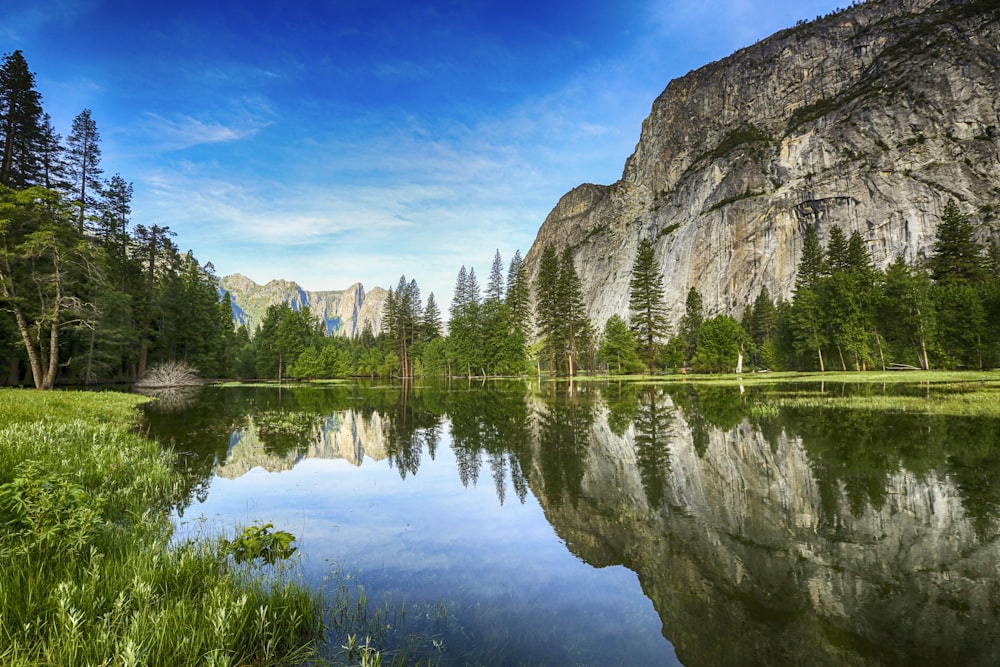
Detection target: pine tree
<box><xmin>628</xmin><ymin>238</ymin><xmax>669</xmax><ymax>374</ymax></box>
<box><xmin>383</xmin><ymin>276</ymin><xmax>422</xmax><ymax>377</ymax></box>
<box><xmin>421</xmin><ymin>292</ymin><xmax>442</xmax><ymax>340</ymax></box>
<box><xmin>599</xmin><ymin>314</ymin><xmax>641</xmax><ymax>374</ymax></box>
<box><xmin>449</xmin><ymin>265</ymin><xmax>482</xmax><ymax>376</ymax></box>
<box><xmin>879</xmin><ymin>258</ymin><xmax>934</xmax><ymax>369</ymax></box>
<box><xmin>0</xmin><ymin>50</ymin><xmax>44</xmax><ymax>188</ymax></box>
<box><xmin>795</xmin><ymin>225</ymin><xmax>828</xmax><ymax>291</ymax></box>
<box><xmin>825</xmin><ymin>225</ymin><xmax>850</xmax><ymax>273</ymax></box>
<box><xmin>928</xmin><ymin>200</ymin><xmax>988</xmax><ymax>285</ymax></box>
<box><xmin>792</xmin><ymin>225</ymin><xmax>829</xmax><ymax>371</ymax></box>
<box><xmin>505</xmin><ymin>249</ymin><xmax>531</xmax><ymax>336</ymax></box>
<box><xmin>557</xmin><ymin>247</ymin><xmax>590</xmax><ymax>375</ymax></box>
<box><xmin>486</xmin><ymin>249</ymin><xmax>504</xmax><ymax>302</ymax></box>
<box><xmin>35</xmin><ymin>113</ymin><xmax>68</xmax><ymax>192</ymax></box>
<box><xmin>98</xmin><ymin>174</ymin><xmax>133</xmax><ymax>286</ymax></box>
<box><xmin>66</xmin><ymin>108</ymin><xmax>103</xmax><ymax>231</ymax></box>
<box><xmin>533</xmin><ymin>244</ymin><xmax>561</xmax><ymax>373</ymax></box>
<box><xmin>678</xmin><ymin>287</ymin><xmax>703</xmax><ymax>366</ymax></box>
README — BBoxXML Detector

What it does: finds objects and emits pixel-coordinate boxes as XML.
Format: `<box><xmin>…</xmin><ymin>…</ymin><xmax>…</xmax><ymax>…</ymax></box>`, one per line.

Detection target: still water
<box><xmin>141</xmin><ymin>381</ymin><xmax>1000</xmax><ymax>666</ymax></box>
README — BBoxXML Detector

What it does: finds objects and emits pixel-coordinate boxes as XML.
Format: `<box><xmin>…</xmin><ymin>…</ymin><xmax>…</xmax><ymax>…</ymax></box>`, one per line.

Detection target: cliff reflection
<box><xmin>528</xmin><ymin>384</ymin><xmax>1000</xmax><ymax>666</ymax></box>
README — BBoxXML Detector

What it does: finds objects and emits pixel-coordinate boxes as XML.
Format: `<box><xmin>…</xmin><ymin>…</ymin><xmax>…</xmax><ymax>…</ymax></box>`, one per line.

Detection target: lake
<box><xmin>141</xmin><ymin>380</ymin><xmax>1000</xmax><ymax>666</ymax></box>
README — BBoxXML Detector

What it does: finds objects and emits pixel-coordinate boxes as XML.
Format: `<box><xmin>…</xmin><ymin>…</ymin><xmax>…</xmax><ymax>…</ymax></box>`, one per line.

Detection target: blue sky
<box><xmin>3</xmin><ymin>0</ymin><xmax>845</xmax><ymax>305</ymax></box>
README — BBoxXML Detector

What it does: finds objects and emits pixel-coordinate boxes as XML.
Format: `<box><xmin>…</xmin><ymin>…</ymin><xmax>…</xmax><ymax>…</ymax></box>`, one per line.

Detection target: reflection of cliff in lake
<box><xmin>215</xmin><ymin>410</ymin><xmax>388</xmax><ymax>479</ymax></box>
<box><xmin>525</xmin><ymin>387</ymin><xmax>1000</xmax><ymax>667</ymax></box>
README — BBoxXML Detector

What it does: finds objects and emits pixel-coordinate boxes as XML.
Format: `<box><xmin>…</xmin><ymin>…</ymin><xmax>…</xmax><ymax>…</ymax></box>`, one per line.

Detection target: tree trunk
<box><xmin>43</xmin><ymin>321</ymin><xmax>58</xmax><ymax>389</ymax></box>
<box><xmin>12</xmin><ymin>308</ymin><xmax>45</xmax><ymax>389</ymax></box>
<box><xmin>817</xmin><ymin>346</ymin><xmax>825</xmax><ymax>373</ymax></box>
<box><xmin>137</xmin><ymin>340</ymin><xmax>149</xmax><ymax>379</ymax></box>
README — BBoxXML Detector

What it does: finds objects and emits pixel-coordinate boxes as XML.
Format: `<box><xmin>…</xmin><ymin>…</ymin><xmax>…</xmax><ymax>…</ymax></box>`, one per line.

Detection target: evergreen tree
<box><xmin>35</xmin><ymin>113</ymin><xmax>68</xmax><ymax>192</ymax></box>
<box><xmin>628</xmin><ymin>238</ymin><xmax>669</xmax><ymax>373</ymax></box>
<box><xmin>934</xmin><ymin>284</ymin><xmax>985</xmax><ymax>369</ymax></box>
<box><xmin>486</xmin><ymin>249</ymin><xmax>504</xmax><ymax>302</ymax></box>
<box><xmin>449</xmin><ymin>265</ymin><xmax>482</xmax><ymax>376</ymax></box>
<box><xmin>878</xmin><ymin>258</ymin><xmax>934</xmax><ymax>369</ymax></box>
<box><xmin>928</xmin><ymin>200</ymin><xmax>988</xmax><ymax>285</ymax></box>
<box><xmin>791</xmin><ymin>225</ymin><xmax>828</xmax><ymax>371</ymax></box>
<box><xmin>254</xmin><ymin>303</ymin><xmax>323</xmax><ymax>380</ymax></box>
<box><xmin>0</xmin><ymin>50</ymin><xmax>44</xmax><ymax>188</ymax></box>
<box><xmin>678</xmin><ymin>286</ymin><xmax>703</xmax><ymax>366</ymax></box>
<box><xmin>421</xmin><ymin>292</ymin><xmax>442</xmax><ymax>340</ymax></box>
<box><xmin>796</xmin><ymin>225</ymin><xmax>828</xmax><ymax>291</ymax></box>
<box><xmin>66</xmin><ymin>108</ymin><xmax>103</xmax><ymax>231</ymax></box>
<box><xmin>557</xmin><ymin>247</ymin><xmax>591</xmax><ymax>375</ymax></box>
<box><xmin>533</xmin><ymin>244</ymin><xmax>561</xmax><ymax>373</ymax></box>
<box><xmin>383</xmin><ymin>275</ymin><xmax>422</xmax><ymax>377</ymax></box>
<box><xmin>750</xmin><ymin>286</ymin><xmax>778</xmax><ymax>368</ymax></box>
<box><xmin>0</xmin><ymin>186</ymin><xmax>108</xmax><ymax>388</ymax></box>
<box><xmin>97</xmin><ymin>174</ymin><xmax>133</xmax><ymax>286</ymax></box>
<box><xmin>825</xmin><ymin>225</ymin><xmax>850</xmax><ymax>273</ymax></box>
<box><xmin>505</xmin><ymin>249</ymin><xmax>531</xmax><ymax>336</ymax></box>
<box><xmin>599</xmin><ymin>314</ymin><xmax>641</xmax><ymax>374</ymax></box>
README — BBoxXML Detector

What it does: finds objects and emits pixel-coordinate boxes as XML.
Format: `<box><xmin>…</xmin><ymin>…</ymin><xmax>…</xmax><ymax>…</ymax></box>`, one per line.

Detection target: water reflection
<box><xmin>142</xmin><ymin>381</ymin><xmax>1000</xmax><ymax>666</ymax></box>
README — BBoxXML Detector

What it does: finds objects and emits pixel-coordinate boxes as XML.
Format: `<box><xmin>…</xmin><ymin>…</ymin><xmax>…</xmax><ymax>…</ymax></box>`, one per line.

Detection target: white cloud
<box><xmin>138</xmin><ymin>111</ymin><xmax>271</xmax><ymax>151</ymax></box>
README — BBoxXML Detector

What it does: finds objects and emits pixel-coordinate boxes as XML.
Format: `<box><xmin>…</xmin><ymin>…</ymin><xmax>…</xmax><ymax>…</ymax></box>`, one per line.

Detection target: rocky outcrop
<box><xmin>523</xmin><ymin>0</ymin><xmax>1000</xmax><ymax>328</ymax></box>
<box><xmin>219</xmin><ymin>273</ymin><xmax>387</xmax><ymax>337</ymax></box>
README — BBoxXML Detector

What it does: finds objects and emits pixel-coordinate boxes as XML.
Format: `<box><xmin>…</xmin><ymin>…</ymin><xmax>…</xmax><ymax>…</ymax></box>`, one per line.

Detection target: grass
<box><xmin>537</xmin><ymin>370</ymin><xmax>1000</xmax><ymax>418</ymax></box>
<box><xmin>0</xmin><ymin>389</ymin><xmax>324</xmax><ymax>666</ymax></box>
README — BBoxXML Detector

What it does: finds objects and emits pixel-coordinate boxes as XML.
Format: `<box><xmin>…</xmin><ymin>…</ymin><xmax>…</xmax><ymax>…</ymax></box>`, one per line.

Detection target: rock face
<box><xmin>219</xmin><ymin>273</ymin><xmax>387</xmax><ymax>337</ymax></box>
<box><xmin>523</xmin><ymin>0</ymin><xmax>1000</xmax><ymax>328</ymax></box>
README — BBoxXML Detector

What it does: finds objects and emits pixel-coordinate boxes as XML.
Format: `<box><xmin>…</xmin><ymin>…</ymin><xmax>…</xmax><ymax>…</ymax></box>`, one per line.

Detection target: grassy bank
<box><xmin>0</xmin><ymin>389</ymin><xmax>323</xmax><ymax>666</ymax></box>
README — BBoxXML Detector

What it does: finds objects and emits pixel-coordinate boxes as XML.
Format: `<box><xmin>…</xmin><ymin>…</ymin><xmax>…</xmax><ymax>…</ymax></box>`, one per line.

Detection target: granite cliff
<box><xmin>523</xmin><ymin>0</ymin><xmax>1000</xmax><ymax>328</ymax></box>
<box><xmin>219</xmin><ymin>273</ymin><xmax>386</xmax><ymax>337</ymax></box>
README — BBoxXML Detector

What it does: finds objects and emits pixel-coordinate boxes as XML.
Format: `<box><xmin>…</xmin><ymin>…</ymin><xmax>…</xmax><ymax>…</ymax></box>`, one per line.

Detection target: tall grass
<box><xmin>0</xmin><ymin>389</ymin><xmax>323</xmax><ymax>666</ymax></box>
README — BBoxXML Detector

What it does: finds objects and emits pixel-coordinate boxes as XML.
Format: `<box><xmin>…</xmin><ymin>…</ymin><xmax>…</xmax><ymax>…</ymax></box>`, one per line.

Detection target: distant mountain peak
<box><xmin>219</xmin><ymin>274</ymin><xmax>386</xmax><ymax>336</ymax></box>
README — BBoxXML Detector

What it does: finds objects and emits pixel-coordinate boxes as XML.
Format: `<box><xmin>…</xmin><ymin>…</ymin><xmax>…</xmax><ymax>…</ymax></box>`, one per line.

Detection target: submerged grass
<box><xmin>0</xmin><ymin>389</ymin><xmax>324</xmax><ymax>666</ymax></box>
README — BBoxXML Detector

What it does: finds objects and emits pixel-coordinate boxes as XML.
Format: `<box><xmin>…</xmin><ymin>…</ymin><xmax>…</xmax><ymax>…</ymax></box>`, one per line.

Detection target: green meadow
<box><xmin>0</xmin><ymin>389</ymin><xmax>323</xmax><ymax>667</ymax></box>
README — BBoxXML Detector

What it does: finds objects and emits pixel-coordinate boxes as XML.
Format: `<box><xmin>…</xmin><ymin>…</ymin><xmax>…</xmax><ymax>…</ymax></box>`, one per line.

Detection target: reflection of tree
<box><xmin>632</xmin><ymin>388</ymin><xmax>674</xmax><ymax>507</ymax></box>
<box><xmin>943</xmin><ymin>417</ymin><xmax>1000</xmax><ymax>541</ymax></box>
<box><xmin>758</xmin><ymin>396</ymin><xmax>1000</xmax><ymax>539</ymax></box>
<box><xmin>604</xmin><ymin>383</ymin><xmax>639</xmax><ymax>436</ymax></box>
<box><xmin>382</xmin><ymin>388</ymin><xmax>443</xmax><ymax>480</ymax></box>
<box><xmin>445</xmin><ymin>384</ymin><xmax>531</xmax><ymax>503</ymax></box>
<box><xmin>532</xmin><ymin>384</ymin><xmax>597</xmax><ymax>509</ymax></box>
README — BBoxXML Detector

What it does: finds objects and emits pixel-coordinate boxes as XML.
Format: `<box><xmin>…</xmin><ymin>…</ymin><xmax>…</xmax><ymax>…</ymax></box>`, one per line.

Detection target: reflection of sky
<box><xmin>176</xmin><ymin>426</ymin><xmax>679</xmax><ymax>664</ymax></box>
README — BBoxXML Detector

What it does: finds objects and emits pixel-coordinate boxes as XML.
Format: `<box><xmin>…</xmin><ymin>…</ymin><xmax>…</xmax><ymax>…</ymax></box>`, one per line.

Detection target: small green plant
<box><xmin>223</xmin><ymin>523</ymin><xmax>298</xmax><ymax>565</ymax></box>
<box><xmin>0</xmin><ymin>464</ymin><xmax>105</xmax><ymax>557</ymax></box>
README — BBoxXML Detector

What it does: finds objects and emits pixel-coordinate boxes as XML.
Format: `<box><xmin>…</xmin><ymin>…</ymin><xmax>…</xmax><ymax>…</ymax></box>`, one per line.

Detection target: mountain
<box><xmin>219</xmin><ymin>273</ymin><xmax>387</xmax><ymax>336</ymax></box>
<box><xmin>522</xmin><ymin>0</ymin><xmax>1000</xmax><ymax>328</ymax></box>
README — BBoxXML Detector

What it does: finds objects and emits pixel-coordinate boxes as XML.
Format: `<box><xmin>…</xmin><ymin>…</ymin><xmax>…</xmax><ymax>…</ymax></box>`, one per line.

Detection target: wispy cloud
<box><xmin>0</xmin><ymin>0</ymin><xmax>97</xmax><ymax>40</ymax></box>
<box><xmin>138</xmin><ymin>114</ymin><xmax>264</xmax><ymax>151</ymax></box>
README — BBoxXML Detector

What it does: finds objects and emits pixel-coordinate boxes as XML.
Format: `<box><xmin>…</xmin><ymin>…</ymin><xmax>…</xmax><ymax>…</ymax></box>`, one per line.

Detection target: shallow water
<box><xmin>142</xmin><ymin>381</ymin><xmax>1000</xmax><ymax>666</ymax></box>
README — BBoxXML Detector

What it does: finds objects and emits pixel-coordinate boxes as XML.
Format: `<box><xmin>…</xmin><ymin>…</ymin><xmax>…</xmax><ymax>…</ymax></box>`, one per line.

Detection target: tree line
<box><xmin>660</xmin><ymin>201</ymin><xmax>1000</xmax><ymax>374</ymax></box>
<box><xmin>0</xmin><ymin>50</ymin><xmax>238</xmax><ymax>388</ymax></box>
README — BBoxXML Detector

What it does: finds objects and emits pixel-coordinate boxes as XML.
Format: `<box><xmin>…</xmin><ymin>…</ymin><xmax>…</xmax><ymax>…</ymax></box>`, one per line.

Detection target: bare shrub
<box><xmin>135</xmin><ymin>361</ymin><xmax>200</xmax><ymax>388</ymax></box>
